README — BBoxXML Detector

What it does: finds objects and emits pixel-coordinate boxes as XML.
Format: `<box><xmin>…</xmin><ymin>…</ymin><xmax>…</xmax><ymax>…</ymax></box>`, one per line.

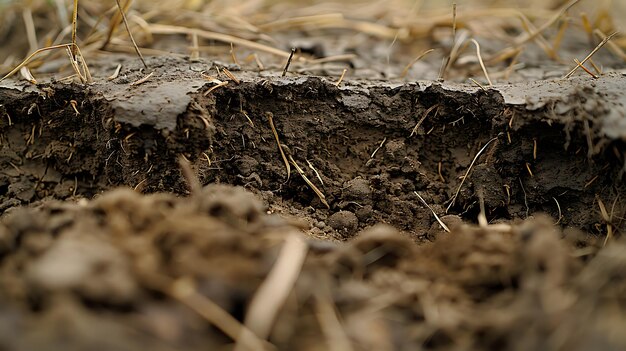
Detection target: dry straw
<box><xmin>2</xmin><ymin>0</ymin><xmax>625</xmax><ymax>84</ymax></box>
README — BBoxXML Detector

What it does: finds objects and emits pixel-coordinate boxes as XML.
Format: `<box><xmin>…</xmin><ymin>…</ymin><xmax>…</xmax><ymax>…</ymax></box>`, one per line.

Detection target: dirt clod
<box><xmin>327</xmin><ymin>210</ymin><xmax>359</xmax><ymax>236</ymax></box>
<box><xmin>342</xmin><ymin>177</ymin><xmax>372</xmax><ymax>203</ymax></box>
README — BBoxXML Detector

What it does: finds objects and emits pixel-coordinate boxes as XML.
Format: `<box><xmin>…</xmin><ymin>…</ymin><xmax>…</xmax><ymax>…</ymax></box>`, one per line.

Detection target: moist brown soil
<box><xmin>1</xmin><ymin>54</ymin><xmax>626</xmax><ymax>350</ymax></box>
<box><xmin>1</xmin><ymin>55</ymin><xmax>625</xmax><ymax>238</ymax></box>
<box><xmin>1</xmin><ymin>183</ymin><xmax>626</xmax><ymax>351</ymax></box>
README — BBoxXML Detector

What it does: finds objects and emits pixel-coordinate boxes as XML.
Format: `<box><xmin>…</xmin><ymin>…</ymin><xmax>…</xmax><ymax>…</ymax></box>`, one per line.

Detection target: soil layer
<box><xmin>0</xmin><ymin>55</ymin><xmax>625</xmax><ymax>351</ymax></box>
<box><xmin>1</xmin><ymin>56</ymin><xmax>624</xmax><ymax>240</ymax></box>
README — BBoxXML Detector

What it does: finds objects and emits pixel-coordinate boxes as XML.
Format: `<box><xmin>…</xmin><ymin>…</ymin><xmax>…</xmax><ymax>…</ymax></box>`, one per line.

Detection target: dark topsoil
<box><xmin>0</xmin><ymin>54</ymin><xmax>625</xmax><ymax>350</ymax></box>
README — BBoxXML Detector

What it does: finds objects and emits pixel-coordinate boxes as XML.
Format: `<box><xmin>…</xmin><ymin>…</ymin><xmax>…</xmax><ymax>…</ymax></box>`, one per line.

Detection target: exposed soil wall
<box><xmin>1</xmin><ymin>57</ymin><xmax>624</xmax><ymax>240</ymax></box>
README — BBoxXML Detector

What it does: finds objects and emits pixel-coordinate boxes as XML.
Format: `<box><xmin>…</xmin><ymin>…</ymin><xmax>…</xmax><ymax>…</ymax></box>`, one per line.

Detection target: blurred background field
<box><xmin>1</xmin><ymin>0</ymin><xmax>625</xmax><ymax>82</ymax></box>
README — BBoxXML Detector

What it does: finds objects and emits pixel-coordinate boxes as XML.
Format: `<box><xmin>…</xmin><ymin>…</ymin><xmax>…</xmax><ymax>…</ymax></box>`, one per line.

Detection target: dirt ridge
<box><xmin>1</xmin><ymin>57</ymin><xmax>624</xmax><ymax>238</ymax></box>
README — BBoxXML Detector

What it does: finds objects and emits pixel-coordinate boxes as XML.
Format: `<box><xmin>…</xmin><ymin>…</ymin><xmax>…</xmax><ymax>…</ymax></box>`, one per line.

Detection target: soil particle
<box><xmin>355</xmin><ymin>205</ymin><xmax>375</xmax><ymax>223</ymax></box>
<box><xmin>427</xmin><ymin>214</ymin><xmax>465</xmax><ymax>240</ymax></box>
<box><xmin>341</xmin><ymin>177</ymin><xmax>371</xmax><ymax>203</ymax></box>
<box><xmin>234</xmin><ymin>155</ymin><xmax>260</xmax><ymax>177</ymax></box>
<box><xmin>314</xmin><ymin>220</ymin><xmax>326</xmax><ymax>229</ymax></box>
<box><xmin>327</xmin><ymin>210</ymin><xmax>359</xmax><ymax>236</ymax></box>
<box><xmin>383</xmin><ymin>138</ymin><xmax>407</xmax><ymax>162</ymax></box>
<box><xmin>440</xmin><ymin>214</ymin><xmax>464</xmax><ymax>230</ymax></box>
<box><xmin>7</xmin><ymin>178</ymin><xmax>35</xmax><ymax>202</ymax></box>
<box><xmin>53</xmin><ymin>179</ymin><xmax>77</xmax><ymax>199</ymax></box>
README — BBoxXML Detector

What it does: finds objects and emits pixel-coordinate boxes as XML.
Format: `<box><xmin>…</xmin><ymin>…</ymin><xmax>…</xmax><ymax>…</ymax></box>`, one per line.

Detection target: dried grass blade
<box><xmin>470</xmin><ymin>39</ymin><xmax>493</xmax><ymax>86</ymax></box>
<box><xmin>0</xmin><ymin>44</ymin><xmax>72</xmax><ymax>83</ymax></box>
<box><xmin>267</xmin><ymin>112</ymin><xmax>291</xmax><ymax>180</ymax></box>
<box><xmin>102</xmin><ymin>0</ymin><xmax>133</xmax><ymax>49</ymax></box>
<box><xmin>447</xmin><ymin>136</ymin><xmax>499</xmax><ymax>213</ymax></box>
<box><xmin>314</xmin><ymin>290</ymin><xmax>354</xmax><ymax>351</ymax></box>
<box><xmin>148</xmin><ymin>24</ymin><xmax>294</xmax><ymax>59</ymax></box>
<box><xmin>130</xmin><ymin>71</ymin><xmax>154</xmax><ymax>86</ymax></box>
<box><xmin>73</xmin><ymin>44</ymin><xmax>93</xmax><ymax>83</ymax></box>
<box><xmin>594</xmin><ymin>29</ymin><xmax>626</xmax><ymax>61</ymax></box>
<box><xmin>19</xmin><ymin>67</ymin><xmax>37</xmax><ymax>84</ymax></box>
<box><xmin>410</xmin><ymin>105</ymin><xmax>438</xmax><ymax>137</ymax></box>
<box><xmin>22</xmin><ymin>8</ymin><xmax>38</xmax><ymax>53</ymax></box>
<box><xmin>115</xmin><ymin>0</ymin><xmax>148</xmax><ymax>68</ymax></box>
<box><xmin>488</xmin><ymin>1</ymin><xmax>580</xmax><ymax>62</ymax></box>
<box><xmin>258</xmin><ymin>14</ymin><xmax>345</xmax><ymax>31</ymax></box>
<box><xmin>516</xmin><ymin>0</ymin><xmax>581</xmax><ymax>47</ymax></box>
<box><xmin>108</xmin><ymin>64</ymin><xmax>123</xmax><ymax>81</ymax></box>
<box><xmin>401</xmin><ymin>48</ymin><xmax>435</xmax><ymax>78</ymax></box>
<box><xmin>565</xmin><ymin>32</ymin><xmax>618</xmax><ymax>78</ymax></box>
<box><xmin>166</xmin><ymin>278</ymin><xmax>272</xmax><ymax>351</ymax></box>
<box><xmin>71</xmin><ymin>0</ymin><xmax>79</xmax><ymax>56</ymax></box>
<box><xmin>290</xmin><ymin>155</ymin><xmax>330</xmax><ymax>209</ymax></box>
<box><xmin>414</xmin><ymin>191</ymin><xmax>450</xmax><ymax>232</ymax></box>
<box><xmin>65</xmin><ymin>47</ymin><xmax>87</xmax><ymax>83</ymax></box>
<box><xmin>236</xmin><ymin>234</ymin><xmax>308</xmax><ymax>350</ymax></box>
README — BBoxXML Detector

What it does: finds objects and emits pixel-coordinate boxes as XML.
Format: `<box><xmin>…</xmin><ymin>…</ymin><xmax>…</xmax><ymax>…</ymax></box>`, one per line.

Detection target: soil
<box><xmin>1</xmin><ymin>36</ymin><xmax>626</xmax><ymax>351</ymax></box>
<box><xmin>1</xmin><ymin>55</ymin><xmax>624</xmax><ymax>238</ymax></box>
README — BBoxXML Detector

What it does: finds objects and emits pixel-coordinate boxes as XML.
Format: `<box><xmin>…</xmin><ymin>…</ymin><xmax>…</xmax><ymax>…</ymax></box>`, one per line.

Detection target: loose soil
<box><xmin>1</xmin><ymin>50</ymin><xmax>625</xmax><ymax>350</ymax></box>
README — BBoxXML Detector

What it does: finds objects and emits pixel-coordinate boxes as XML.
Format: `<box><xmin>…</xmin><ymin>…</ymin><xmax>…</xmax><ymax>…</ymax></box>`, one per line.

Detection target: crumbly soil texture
<box><xmin>1</xmin><ymin>55</ymin><xmax>624</xmax><ymax>238</ymax></box>
<box><xmin>0</xmin><ymin>55</ymin><xmax>625</xmax><ymax>350</ymax></box>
